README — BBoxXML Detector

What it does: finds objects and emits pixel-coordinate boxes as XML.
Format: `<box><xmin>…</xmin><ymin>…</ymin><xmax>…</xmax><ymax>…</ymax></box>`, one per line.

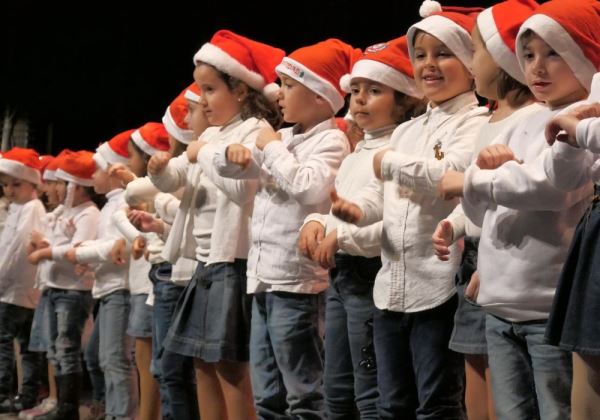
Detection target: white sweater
<box><xmin>463</xmin><ymin>104</ymin><xmax>593</xmax><ymax>322</ymax></box>
<box><xmin>304</xmin><ymin>124</ymin><xmax>395</xmax><ymax>257</ymax></box>
<box><xmin>355</xmin><ymin>92</ymin><xmax>488</xmax><ymax>312</ymax></box>
<box><xmin>35</xmin><ymin>204</ymin><xmax>64</xmax><ymax>290</ymax></box>
<box><xmin>214</xmin><ymin>118</ymin><xmax>350</xmax><ymax>293</ymax></box>
<box><xmin>0</xmin><ymin>199</ymin><xmax>45</xmax><ymax>308</ymax></box>
<box><xmin>76</xmin><ymin>189</ymin><xmax>130</xmax><ymax>299</ymax></box>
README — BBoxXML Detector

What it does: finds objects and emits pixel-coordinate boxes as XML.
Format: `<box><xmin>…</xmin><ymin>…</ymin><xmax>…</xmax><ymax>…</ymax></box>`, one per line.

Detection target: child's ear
<box><xmin>234</xmin><ymin>83</ymin><xmax>249</xmax><ymax>103</ymax></box>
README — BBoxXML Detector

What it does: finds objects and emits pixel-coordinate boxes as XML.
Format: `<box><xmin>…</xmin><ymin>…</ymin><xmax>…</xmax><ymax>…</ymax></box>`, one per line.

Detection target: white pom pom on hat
<box><xmin>262</xmin><ymin>82</ymin><xmax>281</xmax><ymax>102</ymax></box>
<box><xmin>339</xmin><ymin>73</ymin><xmax>352</xmax><ymax>93</ymax></box>
<box><xmin>419</xmin><ymin>0</ymin><xmax>442</xmax><ymax>17</ymax></box>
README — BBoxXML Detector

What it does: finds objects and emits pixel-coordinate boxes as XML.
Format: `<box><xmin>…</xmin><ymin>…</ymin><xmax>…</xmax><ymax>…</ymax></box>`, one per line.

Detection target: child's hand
<box><xmin>110</xmin><ymin>238</ymin><xmax>128</xmax><ymax>265</ymax></box>
<box><xmin>476</xmin><ymin>144</ymin><xmax>520</xmax><ymax>170</ymax></box>
<box><xmin>373</xmin><ymin>149</ymin><xmax>392</xmax><ymax>180</ymax></box>
<box><xmin>544</xmin><ymin>103</ymin><xmax>600</xmax><ymax>147</ymax></box>
<box><xmin>128</xmin><ymin>210</ymin><xmax>164</xmax><ymax>234</ymax></box>
<box><xmin>226</xmin><ymin>144</ymin><xmax>252</xmax><ymax>168</ymax></box>
<box><xmin>298</xmin><ymin>221</ymin><xmax>325</xmax><ymax>260</ymax></box>
<box><xmin>255</xmin><ymin>126</ymin><xmax>281</xmax><ymax>151</ymax></box>
<box><xmin>74</xmin><ymin>263</ymin><xmax>90</xmax><ymax>276</ymax></box>
<box><xmin>330</xmin><ymin>190</ymin><xmax>363</xmax><ymax>225</ymax></box>
<box><xmin>132</xmin><ymin>236</ymin><xmax>146</xmax><ymax>260</ymax></box>
<box><xmin>465</xmin><ymin>271</ymin><xmax>480</xmax><ymax>301</ymax></box>
<box><xmin>27</xmin><ymin>249</ymin><xmax>43</xmax><ymax>265</ymax></box>
<box><xmin>437</xmin><ymin>171</ymin><xmax>465</xmax><ymax>200</ymax></box>
<box><xmin>148</xmin><ymin>152</ymin><xmax>172</xmax><ymax>176</ymax></box>
<box><xmin>65</xmin><ymin>248</ymin><xmax>78</xmax><ymax>264</ymax></box>
<box><xmin>432</xmin><ymin>220</ymin><xmax>454</xmax><ymax>261</ymax></box>
<box><xmin>314</xmin><ymin>229</ymin><xmax>339</xmax><ymax>269</ymax></box>
<box><xmin>186</xmin><ymin>140</ymin><xmax>207</xmax><ymax>163</ymax></box>
<box><xmin>108</xmin><ymin>163</ymin><xmax>136</xmax><ymax>185</ymax></box>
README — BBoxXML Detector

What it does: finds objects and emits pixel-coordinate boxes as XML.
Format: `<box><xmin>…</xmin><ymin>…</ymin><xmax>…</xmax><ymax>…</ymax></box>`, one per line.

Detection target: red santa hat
<box><xmin>55</xmin><ymin>150</ymin><xmax>96</xmax><ymax>187</ymax></box>
<box><xmin>340</xmin><ymin>36</ymin><xmax>423</xmax><ymax>99</ymax></box>
<box><xmin>516</xmin><ymin>0</ymin><xmax>600</xmax><ymax>92</ymax></box>
<box><xmin>94</xmin><ymin>129</ymin><xmax>133</xmax><ymax>171</ymax></box>
<box><xmin>0</xmin><ymin>147</ymin><xmax>42</xmax><ymax>185</ymax></box>
<box><xmin>476</xmin><ymin>0</ymin><xmax>539</xmax><ymax>85</ymax></box>
<box><xmin>38</xmin><ymin>155</ymin><xmax>55</xmax><ymax>182</ymax></box>
<box><xmin>408</xmin><ymin>1</ymin><xmax>483</xmax><ymax>71</ymax></box>
<box><xmin>276</xmin><ymin>39</ymin><xmax>363</xmax><ymax>113</ymax></box>
<box><xmin>193</xmin><ymin>30</ymin><xmax>285</xmax><ymax>101</ymax></box>
<box><xmin>43</xmin><ymin>149</ymin><xmax>73</xmax><ymax>182</ymax></box>
<box><xmin>163</xmin><ymin>85</ymin><xmax>195</xmax><ymax>144</ymax></box>
<box><xmin>131</xmin><ymin>122</ymin><xmax>170</xmax><ymax>156</ymax></box>
<box><xmin>184</xmin><ymin>83</ymin><xmax>202</xmax><ymax>103</ymax></box>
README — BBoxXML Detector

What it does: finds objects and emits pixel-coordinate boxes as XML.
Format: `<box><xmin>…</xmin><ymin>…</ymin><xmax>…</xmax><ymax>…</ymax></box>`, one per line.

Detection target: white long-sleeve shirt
<box><xmin>354</xmin><ymin>92</ymin><xmax>488</xmax><ymax>313</ymax></box>
<box><xmin>75</xmin><ymin>189</ymin><xmax>130</xmax><ymax>299</ymax></box>
<box><xmin>214</xmin><ymin>118</ymin><xmax>350</xmax><ymax>293</ymax></box>
<box><xmin>447</xmin><ymin>103</ymin><xmax>545</xmax><ymax>240</ymax></box>
<box><xmin>462</xmin><ymin>104</ymin><xmax>593</xmax><ymax>322</ymax></box>
<box><xmin>304</xmin><ymin>124</ymin><xmax>395</xmax><ymax>258</ymax></box>
<box><xmin>34</xmin><ymin>204</ymin><xmax>64</xmax><ymax>290</ymax></box>
<box><xmin>0</xmin><ymin>198</ymin><xmax>45</xmax><ymax>308</ymax></box>
<box><xmin>45</xmin><ymin>201</ymin><xmax>99</xmax><ymax>290</ymax></box>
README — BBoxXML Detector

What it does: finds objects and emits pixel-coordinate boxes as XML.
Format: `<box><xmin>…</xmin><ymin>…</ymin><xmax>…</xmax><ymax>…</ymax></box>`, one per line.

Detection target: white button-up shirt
<box><xmin>214</xmin><ymin>118</ymin><xmax>350</xmax><ymax>293</ymax></box>
<box><xmin>355</xmin><ymin>92</ymin><xmax>488</xmax><ymax>312</ymax></box>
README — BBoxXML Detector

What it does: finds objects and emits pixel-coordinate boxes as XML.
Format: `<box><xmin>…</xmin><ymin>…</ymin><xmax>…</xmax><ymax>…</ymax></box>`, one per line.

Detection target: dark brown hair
<box><xmin>392</xmin><ymin>91</ymin><xmax>427</xmax><ymax>124</ymax></box>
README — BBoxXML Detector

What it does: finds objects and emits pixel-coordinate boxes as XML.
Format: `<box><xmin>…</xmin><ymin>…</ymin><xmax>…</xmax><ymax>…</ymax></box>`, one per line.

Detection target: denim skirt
<box><xmin>164</xmin><ymin>259</ymin><xmax>252</xmax><ymax>362</ymax></box>
<box><xmin>449</xmin><ymin>236</ymin><xmax>487</xmax><ymax>355</ymax></box>
<box><xmin>546</xmin><ymin>189</ymin><xmax>600</xmax><ymax>355</ymax></box>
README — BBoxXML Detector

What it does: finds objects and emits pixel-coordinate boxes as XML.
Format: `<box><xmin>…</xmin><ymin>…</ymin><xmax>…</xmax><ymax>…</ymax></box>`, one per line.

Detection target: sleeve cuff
<box><xmin>554</xmin><ymin>140</ymin><xmax>586</xmax><ymax>160</ymax></box>
<box><xmin>380</xmin><ymin>151</ymin><xmax>407</xmax><ymax>182</ymax></box>
<box><xmin>75</xmin><ymin>247</ymin><xmax>94</xmax><ymax>263</ymax></box>
<box><xmin>464</xmin><ymin>165</ymin><xmax>496</xmax><ymax>204</ymax></box>
<box><xmin>262</xmin><ymin>141</ymin><xmax>287</xmax><ymax>169</ymax></box>
<box><xmin>212</xmin><ymin>144</ymin><xmax>230</xmax><ymax>171</ymax></box>
<box><xmin>576</xmin><ymin>118</ymin><xmax>593</xmax><ymax>150</ymax></box>
<box><xmin>51</xmin><ymin>245</ymin><xmax>70</xmax><ymax>261</ymax></box>
<box><xmin>302</xmin><ymin>213</ymin><xmax>326</xmax><ymax>230</ymax></box>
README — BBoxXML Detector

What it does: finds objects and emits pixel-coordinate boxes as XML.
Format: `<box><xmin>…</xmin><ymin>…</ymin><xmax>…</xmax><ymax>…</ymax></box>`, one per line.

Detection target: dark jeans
<box><xmin>0</xmin><ymin>302</ymin><xmax>41</xmax><ymax>399</ymax></box>
<box><xmin>84</xmin><ymin>300</ymin><xmax>105</xmax><ymax>402</ymax></box>
<box><xmin>250</xmin><ymin>291</ymin><xmax>325</xmax><ymax>419</ymax></box>
<box><xmin>374</xmin><ymin>295</ymin><xmax>466</xmax><ymax>420</ymax></box>
<box><xmin>324</xmin><ymin>254</ymin><xmax>379</xmax><ymax>419</ymax></box>
<box><xmin>150</xmin><ymin>262</ymin><xmax>198</xmax><ymax>420</ymax></box>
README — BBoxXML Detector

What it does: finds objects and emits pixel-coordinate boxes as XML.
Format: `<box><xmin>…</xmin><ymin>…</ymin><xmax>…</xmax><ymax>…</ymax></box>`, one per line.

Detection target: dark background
<box><xmin>1</xmin><ymin>1</ymin><xmax>499</xmax><ymax>154</ymax></box>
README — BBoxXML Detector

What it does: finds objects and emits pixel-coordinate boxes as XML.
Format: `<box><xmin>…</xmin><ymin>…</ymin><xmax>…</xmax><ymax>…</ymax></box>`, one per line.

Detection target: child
<box><xmin>331</xmin><ymin>2</ymin><xmax>488</xmax><ymax>417</ymax></box>
<box><xmin>432</xmin><ymin>1</ymin><xmax>539</xmax><ymax>419</ymax></box>
<box><xmin>0</xmin><ymin>148</ymin><xmax>45</xmax><ymax>414</ymax></box>
<box><xmin>216</xmin><ymin>38</ymin><xmax>357</xmax><ymax>418</ymax></box>
<box><xmin>27</xmin><ymin>150</ymin><xmax>100</xmax><ymax>419</ymax></box>
<box><xmin>543</xmin><ymin>72</ymin><xmax>600</xmax><ymax>419</ymax></box>
<box><xmin>298</xmin><ymin>36</ymin><xmax>425</xmax><ymax>419</ymax></box>
<box><xmin>456</xmin><ymin>1</ymin><xmax>599</xmax><ymax>418</ymax></box>
<box><xmin>151</xmin><ymin>29</ymin><xmax>284</xmax><ymax>420</ymax></box>
<box><xmin>64</xmin><ymin>131</ymin><xmax>134</xmax><ymax>420</ymax></box>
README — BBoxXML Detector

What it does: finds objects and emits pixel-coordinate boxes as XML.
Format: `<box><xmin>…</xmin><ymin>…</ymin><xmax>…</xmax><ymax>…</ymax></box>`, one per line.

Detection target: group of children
<box><xmin>0</xmin><ymin>0</ymin><xmax>599</xmax><ymax>419</ymax></box>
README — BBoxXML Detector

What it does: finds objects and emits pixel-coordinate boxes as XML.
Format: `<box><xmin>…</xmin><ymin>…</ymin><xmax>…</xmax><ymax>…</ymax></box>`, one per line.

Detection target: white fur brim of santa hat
<box><xmin>407</xmin><ymin>15</ymin><xmax>474</xmax><ymax>72</ymax></box>
<box><xmin>194</xmin><ymin>43</ymin><xmax>280</xmax><ymax>100</ymax></box>
<box><xmin>93</xmin><ymin>153</ymin><xmax>108</xmax><ymax>171</ymax></box>
<box><xmin>0</xmin><ymin>159</ymin><xmax>41</xmax><ymax>185</ymax></box>
<box><xmin>131</xmin><ymin>129</ymin><xmax>161</xmax><ymax>156</ymax></box>
<box><xmin>477</xmin><ymin>8</ymin><xmax>526</xmax><ymax>85</ymax></box>
<box><xmin>517</xmin><ymin>15</ymin><xmax>597</xmax><ymax>91</ymax></box>
<box><xmin>54</xmin><ymin>168</ymin><xmax>94</xmax><ymax>187</ymax></box>
<box><xmin>184</xmin><ymin>89</ymin><xmax>201</xmax><ymax>103</ymax></box>
<box><xmin>95</xmin><ymin>142</ymin><xmax>129</xmax><ymax>170</ymax></box>
<box><xmin>590</xmin><ymin>72</ymin><xmax>600</xmax><ymax>102</ymax></box>
<box><xmin>43</xmin><ymin>169</ymin><xmax>57</xmax><ymax>182</ymax></box>
<box><xmin>276</xmin><ymin>57</ymin><xmax>345</xmax><ymax>112</ymax></box>
<box><xmin>346</xmin><ymin>60</ymin><xmax>423</xmax><ymax>99</ymax></box>
<box><xmin>162</xmin><ymin>107</ymin><xmax>194</xmax><ymax>145</ymax></box>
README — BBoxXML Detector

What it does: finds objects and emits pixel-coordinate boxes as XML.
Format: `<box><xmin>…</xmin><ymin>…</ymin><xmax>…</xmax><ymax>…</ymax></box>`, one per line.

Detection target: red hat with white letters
<box><xmin>0</xmin><ymin>147</ymin><xmax>42</xmax><ymax>185</ymax></box>
<box><xmin>94</xmin><ymin>129</ymin><xmax>133</xmax><ymax>170</ymax></box>
<box><xmin>276</xmin><ymin>39</ymin><xmax>362</xmax><ymax>113</ymax></box>
<box><xmin>55</xmin><ymin>150</ymin><xmax>96</xmax><ymax>187</ymax></box>
<box><xmin>193</xmin><ymin>30</ymin><xmax>285</xmax><ymax>100</ymax></box>
<box><xmin>131</xmin><ymin>122</ymin><xmax>170</xmax><ymax>155</ymax></box>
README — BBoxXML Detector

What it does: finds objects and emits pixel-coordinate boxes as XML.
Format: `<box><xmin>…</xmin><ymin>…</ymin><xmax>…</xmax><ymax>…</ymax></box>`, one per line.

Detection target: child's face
<box><xmin>44</xmin><ymin>180</ymin><xmax>61</xmax><ymax>207</ymax></box>
<box><xmin>186</xmin><ymin>99</ymin><xmax>210</xmax><ymax>138</ymax></box>
<box><xmin>471</xmin><ymin>25</ymin><xmax>500</xmax><ymax>100</ymax></box>
<box><xmin>92</xmin><ymin>167</ymin><xmax>110</xmax><ymax>194</ymax></box>
<box><xmin>0</xmin><ymin>174</ymin><xmax>36</xmax><ymax>204</ymax></box>
<box><xmin>55</xmin><ymin>180</ymin><xmax>67</xmax><ymax>204</ymax></box>
<box><xmin>194</xmin><ymin>63</ymin><xmax>241</xmax><ymax>126</ymax></box>
<box><xmin>522</xmin><ymin>33</ymin><xmax>588</xmax><ymax>108</ymax></box>
<box><xmin>127</xmin><ymin>142</ymin><xmax>147</xmax><ymax>177</ymax></box>
<box><xmin>412</xmin><ymin>32</ymin><xmax>474</xmax><ymax>107</ymax></box>
<box><xmin>277</xmin><ymin>75</ymin><xmax>320</xmax><ymax>124</ymax></box>
<box><xmin>349</xmin><ymin>78</ymin><xmax>397</xmax><ymax>131</ymax></box>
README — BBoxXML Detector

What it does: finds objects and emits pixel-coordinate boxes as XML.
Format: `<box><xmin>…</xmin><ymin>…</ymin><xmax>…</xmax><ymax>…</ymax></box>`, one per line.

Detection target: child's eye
<box><xmin>368</xmin><ymin>88</ymin><xmax>381</xmax><ymax>95</ymax></box>
<box><xmin>548</xmin><ymin>49</ymin><xmax>560</xmax><ymax>57</ymax></box>
<box><xmin>523</xmin><ymin>52</ymin><xmax>534</xmax><ymax>60</ymax></box>
<box><xmin>350</xmin><ymin>87</ymin><xmax>360</xmax><ymax>95</ymax></box>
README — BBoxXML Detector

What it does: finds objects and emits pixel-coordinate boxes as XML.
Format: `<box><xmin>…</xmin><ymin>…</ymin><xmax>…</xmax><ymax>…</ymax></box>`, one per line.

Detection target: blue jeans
<box><xmin>250</xmin><ymin>291</ymin><xmax>325</xmax><ymax>420</ymax></box>
<box><xmin>324</xmin><ymin>254</ymin><xmax>379</xmax><ymax>419</ymax></box>
<box><xmin>98</xmin><ymin>290</ymin><xmax>133</xmax><ymax>418</ymax></box>
<box><xmin>486</xmin><ymin>314</ymin><xmax>572</xmax><ymax>420</ymax></box>
<box><xmin>0</xmin><ymin>302</ymin><xmax>40</xmax><ymax>398</ymax></box>
<box><xmin>151</xmin><ymin>264</ymin><xmax>198</xmax><ymax>420</ymax></box>
<box><xmin>47</xmin><ymin>288</ymin><xmax>93</xmax><ymax>375</ymax></box>
<box><xmin>84</xmin><ymin>301</ymin><xmax>105</xmax><ymax>402</ymax></box>
<box><xmin>374</xmin><ymin>295</ymin><xmax>465</xmax><ymax>420</ymax></box>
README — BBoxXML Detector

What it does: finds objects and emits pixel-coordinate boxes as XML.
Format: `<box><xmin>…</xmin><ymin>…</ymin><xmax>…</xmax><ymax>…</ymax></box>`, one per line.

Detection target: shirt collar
<box><xmin>286</xmin><ymin>118</ymin><xmax>337</xmax><ymax>149</ymax></box>
<box><xmin>105</xmin><ymin>188</ymin><xmax>124</xmax><ymax>200</ymax></box>
<box><xmin>425</xmin><ymin>91</ymin><xmax>478</xmax><ymax>118</ymax></box>
<box><xmin>219</xmin><ymin>114</ymin><xmax>244</xmax><ymax>133</ymax></box>
<box><xmin>356</xmin><ymin>124</ymin><xmax>397</xmax><ymax>151</ymax></box>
